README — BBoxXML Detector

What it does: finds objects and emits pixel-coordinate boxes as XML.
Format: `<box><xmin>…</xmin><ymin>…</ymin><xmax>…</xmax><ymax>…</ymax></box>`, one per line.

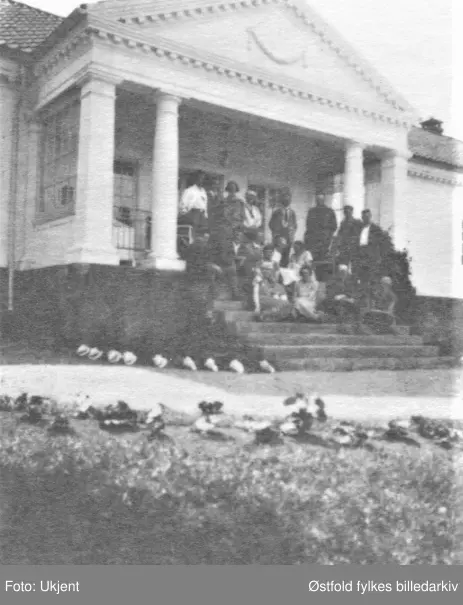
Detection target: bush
<box><xmin>376</xmin><ymin>229</ymin><xmax>417</xmax><ymax>323</ymax></box>
<box><xmin>0</xmin><ymin>415</ymin><xmax>458</xmax><ymax>565</ymax></box>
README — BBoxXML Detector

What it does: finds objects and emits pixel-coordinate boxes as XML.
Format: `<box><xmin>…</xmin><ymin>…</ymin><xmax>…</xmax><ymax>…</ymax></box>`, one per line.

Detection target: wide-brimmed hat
<box><xmin>107</xmin><ymin>349</ymin><xmax>122</xmax><ymax>363</ymax></box>
<box><xmin>122</xmin><ymin>351</ymin><xmax>137</xmax><ymax>366</ymax></box>
<box><xmin>77</xmin><ymin>344</ymin><xmax>90</xmax><ymax>357</ymax></box>
<box><xmin>88</xmin><ymin>347</ymin><xmax>103</xmax><ymax>361</ymax></box>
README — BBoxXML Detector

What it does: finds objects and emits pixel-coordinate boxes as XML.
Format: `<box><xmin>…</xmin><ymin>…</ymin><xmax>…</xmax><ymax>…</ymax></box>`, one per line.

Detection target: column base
<box><xmin>66</xmin><ymin>244</ymin><xmax>120</xmax><ymax>266</ymax></box>
<box><xmin>140</xmin><ymin>255</ymin><xmax>186</xmax><ymax>272</ymax></box>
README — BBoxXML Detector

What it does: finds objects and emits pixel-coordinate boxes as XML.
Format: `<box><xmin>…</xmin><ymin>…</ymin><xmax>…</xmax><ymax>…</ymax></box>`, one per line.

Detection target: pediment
<box><xmin>89</xmin><ymin>0</ymin><xmax>416</xmax><ymax>119</ymax></box>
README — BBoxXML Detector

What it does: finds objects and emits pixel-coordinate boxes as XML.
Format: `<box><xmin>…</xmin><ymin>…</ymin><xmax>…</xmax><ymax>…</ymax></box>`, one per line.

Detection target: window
<box><xmin>113</xmin><ymin>160</ymin><xmax>138</xmax><ymax>226</ymax></box>
<box><xmin>39</xmin><ymin>100</ymin><xmax>80</xmax><ymax>219</ymax></box>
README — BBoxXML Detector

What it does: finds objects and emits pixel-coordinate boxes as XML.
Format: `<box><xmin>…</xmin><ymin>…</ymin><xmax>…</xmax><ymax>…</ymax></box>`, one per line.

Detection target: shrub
<box><xmin>376</xmin><ymin>229</ymin><xmax>417</xmax><ymax>323</ymax></box>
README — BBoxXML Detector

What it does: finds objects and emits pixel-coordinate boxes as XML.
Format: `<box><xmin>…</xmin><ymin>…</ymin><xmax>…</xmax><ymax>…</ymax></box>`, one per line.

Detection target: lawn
<box><xmin>0</xmin><ymin>395</ymin><xmax>461</xmax><ymax>565</ymax></box>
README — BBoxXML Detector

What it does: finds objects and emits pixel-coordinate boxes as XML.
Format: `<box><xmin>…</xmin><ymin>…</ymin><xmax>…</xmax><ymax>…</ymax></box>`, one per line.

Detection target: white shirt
<box><xmin>271</xmin><ymin>249</ymin><xmax>282</xmax><ymax>266</ymax></box>
<box><xmin>178</xmin><ymin>185</ymin><xmax>208</xmax><ymax>217</ymax></box>
<box><xmin>243</xmin><ymin>203</ymin><xmax>262</xmax><ymax>230</ymax></box>
<box><xmin>359</xmin><ymin>225</ymin><xmax>371</xmax><ymax>246</ymax></box>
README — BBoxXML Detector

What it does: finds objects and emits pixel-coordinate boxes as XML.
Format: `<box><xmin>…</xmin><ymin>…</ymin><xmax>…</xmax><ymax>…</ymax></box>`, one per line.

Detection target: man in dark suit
<box><xmin>268</xmin><ymin>187</ymin><xmax>297</xmax><ymax>267</ymax></box>
<box><xmin>352</xmin><ymin>208</ymin><xmax>383</xmax><ymax>309</ymax></box>
<box><xmin>304</xmin><ymin>193</ymin><xmax>338</xmax><ymax>262</ymax></box>
<box><xmin>335</xmin><ymin>205</ymin><xmax>363</xmax><ymax>268</ymax></box>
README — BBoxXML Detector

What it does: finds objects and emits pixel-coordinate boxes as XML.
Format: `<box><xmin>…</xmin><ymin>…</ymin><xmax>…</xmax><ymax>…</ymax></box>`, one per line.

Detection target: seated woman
<box><xmin>279</xmin><ymin>240</ymin><xmax>313</xmax><ymax>299</ymax></box>
<box><xmin>253</xmin><ymin>260</ymin><xmax>291</xmax><ymax>322</ymax></box>
<box><xmin>362</xmin><ymin>276</ymin><xmax>398</xmax><ymax>334</ymax></box>
<box><xmin>292</xmin><ymin>265</ymin><xmax>324</xmax><ymax>322</ymax></box>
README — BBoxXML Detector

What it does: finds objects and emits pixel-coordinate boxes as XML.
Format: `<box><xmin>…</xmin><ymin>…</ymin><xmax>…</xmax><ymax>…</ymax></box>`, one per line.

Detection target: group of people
<box><xmin>180</xmin><ymin>171</ymin><xmax>398</xmax><ymax>335</ymax></box>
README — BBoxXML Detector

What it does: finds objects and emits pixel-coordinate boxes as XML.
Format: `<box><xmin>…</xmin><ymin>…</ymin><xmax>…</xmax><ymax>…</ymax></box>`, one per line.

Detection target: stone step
<box><xmin>257</xmin><ymin>344</ymin><xmax>439</xmax><ymax>360</ymax></box>
<box><xmin>219</xmin><ymin>310</ymin><xmax>256</xmax><ymax>322</ymax></box>
<box><xmin>245</xmin><ymin>333</ymin><xmax>424</xmax><ymax>346</ymax></box>
<box><xmin>273</xmin><ymin>356</ymin><xmax>455</xmax><ymax>372</ymax></box>
<box><xmin>232</xmin><ymin>321</ymin><xmax>412</xmax><ymax>336</ymax></box>
<box><xmin>213</xmin><ymin>300</ymin><xmax>246</xmax><ymax>311</ymax></box>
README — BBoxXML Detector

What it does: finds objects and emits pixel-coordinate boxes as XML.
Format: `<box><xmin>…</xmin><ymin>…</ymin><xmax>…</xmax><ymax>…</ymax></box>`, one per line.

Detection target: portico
<box><xmin>16</xmin><ymin>0</ymin><xmax>416</xmax><ymax>273</ymax></box>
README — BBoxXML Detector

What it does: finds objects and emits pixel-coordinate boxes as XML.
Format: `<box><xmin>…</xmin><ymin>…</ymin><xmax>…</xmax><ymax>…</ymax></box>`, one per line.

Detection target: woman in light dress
<box><xmin>279</xmin><ymin>241</ymin><xmax>313</xmax><ymax>295</ymax></box>
<box><xmin>292</xmin><ymin>265</ymin><xmax>324</xmax><ymax>322</ymax></box>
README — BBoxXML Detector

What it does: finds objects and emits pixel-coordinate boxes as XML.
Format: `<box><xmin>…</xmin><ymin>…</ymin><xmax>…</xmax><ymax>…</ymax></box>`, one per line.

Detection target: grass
<box><xmin>0</xmin><ymin>408</ymin><xmax>460</xmax><ymax>565</ymax></box>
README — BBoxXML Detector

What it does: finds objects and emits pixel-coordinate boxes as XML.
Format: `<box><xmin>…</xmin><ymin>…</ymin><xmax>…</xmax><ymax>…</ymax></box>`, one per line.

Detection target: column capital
<box><xmin>77</xmin><ymin>70</ymin><xmax>120</xmax><ymax>100</ymax></box>
<box><xmin>344</xmin><ymin>141</ymin><xmax>365</xmax><ymax>158</ymax></box>
<box><xmin>154</xmin><ymin>89</ymin><xmax>182</xmax><ymax>106</ymax></box>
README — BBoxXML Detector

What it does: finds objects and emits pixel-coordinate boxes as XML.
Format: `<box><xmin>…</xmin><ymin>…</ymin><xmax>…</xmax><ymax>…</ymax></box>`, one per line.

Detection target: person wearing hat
<box><xmin>268</xmin><ymin>187</ymin><xmax>297</xmax><ymax>268</ymax></box>
<box><xmin>335</xmin><ymin>205</ymin><xmax>363</xmax><ymax>268</ymax></box>
<box><xmin>324</xmin><ymin>264</ymin><xmax>361</xmax><ymax>334</ymax></box>
<box><xmin>304</xmin><ymin>193</ymin><xmax>338</xmax><ymax>265</ymax></box>
<box><xmin>178</xmin><ymin>170</ymin><xmax>209</xmax><ymax>237</ymax></box>
<box><xmin>208</xmin><ymin>180</ymin><xmax>244</xmax><ymax>300</ymax></box>
<box><xmin>242</xmin><ymin>188</ymin><xmax>263</xmax><ymax>242</ymax></box>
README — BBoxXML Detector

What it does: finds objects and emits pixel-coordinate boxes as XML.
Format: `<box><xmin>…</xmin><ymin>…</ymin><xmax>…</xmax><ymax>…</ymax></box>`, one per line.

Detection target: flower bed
<box><xmin>0</xmin><ymin>392</ymin><xmax>460</xmax><ymax>565</ymax></box>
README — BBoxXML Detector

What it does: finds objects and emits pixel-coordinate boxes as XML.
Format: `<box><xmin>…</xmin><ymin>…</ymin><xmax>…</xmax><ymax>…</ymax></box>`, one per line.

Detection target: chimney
<box><xmin>420</xmin><ymin>118</ymin><xmax>444</xmax><ymax>135</ymax></box>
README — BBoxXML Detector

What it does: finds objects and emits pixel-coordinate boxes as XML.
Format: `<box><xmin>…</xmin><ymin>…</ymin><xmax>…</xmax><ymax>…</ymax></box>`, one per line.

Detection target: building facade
<box><xmin>1</xmin><ymin>0</ymin><xmax>462</xmax><ymax>303</ymax></box>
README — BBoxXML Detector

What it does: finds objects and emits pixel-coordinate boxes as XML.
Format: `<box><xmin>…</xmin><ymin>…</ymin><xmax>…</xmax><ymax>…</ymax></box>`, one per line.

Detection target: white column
<box><xmin>18</xmin><ymin>116</ymin><xmax>41</xmax><ymax>269</ymax></box>
<box><xmin>66</xmin><ymin>75</ymin><xmax>119</xmax><ymax>265</ymax></box>
<box><xmin>380</xmin><ymin>150</ymin><xmax>411</xmax><ymax>251</ymax></box>
<box><xmin>343</xmin><ymin>141</ymin><xmax>365</xmax><ymax>220</ymax></box>
<box><xmin>0</xmin><ymin>74</ymin><xmax>17</xmax><ymax>268</ymax></box>
<box><xmin>143</xmin><ymin>90</ymin><xmax>185</xmax><ymax>271</ymax></box>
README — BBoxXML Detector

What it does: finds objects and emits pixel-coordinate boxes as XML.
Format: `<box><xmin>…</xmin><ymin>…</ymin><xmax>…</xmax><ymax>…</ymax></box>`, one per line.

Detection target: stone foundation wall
<box><xmin>411</xmin><ymin>295</ymin><xmax>463</xmax><ymax>356</ymax></box>
<box><xmin>0</xmin><ymin>264</ymin><xmax>247</xmax><ymax>362</ymax></box>
<box><xmin>1</xmin><ymin>265</ymin><xmax>189</xmax><ymax>355</ymax></box>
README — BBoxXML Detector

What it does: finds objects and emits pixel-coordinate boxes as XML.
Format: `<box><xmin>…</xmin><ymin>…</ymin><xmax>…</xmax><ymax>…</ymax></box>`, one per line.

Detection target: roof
<box><xmin>408</xmin><ymin>127</ymin><xmax>463</xmax><ymax>170</ymax></box>
<box><xmin>2</xmin><ymin>1</ymin><xmax>463</xmax><ymax>169</ymax></box>
<box><xmin>0</xmin><ymin>0</ymin><xmax>63</xmax><ymax>54</ymax></box>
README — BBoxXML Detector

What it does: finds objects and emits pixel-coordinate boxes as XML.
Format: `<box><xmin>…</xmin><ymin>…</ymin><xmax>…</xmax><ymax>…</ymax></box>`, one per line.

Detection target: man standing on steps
<box><xmin>304</xmin><ymin>193</ymin><xmax>338</xmax><ymax>265</ymax></box>
<box><xmin>335</xmin><ymin>205</ymin><xmax>363</xmax><ymax>269</ymax></box>
<box><xmin>268</xmin><ymin>187</ymin><xmax>297</xmax><ymax>268</ymax></box>
<box><xmin>352</xmin><ymin>208</ymin><xmax>383</xmax><ymax>310</ymax></box>
<box><xmin>208</xmin><ymin>179</ymin><xmax>242</xmax><ymax>301</ymax></box>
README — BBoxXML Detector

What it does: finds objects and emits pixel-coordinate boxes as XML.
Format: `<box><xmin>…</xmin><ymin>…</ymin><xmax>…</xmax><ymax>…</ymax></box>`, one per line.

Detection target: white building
<box><xmin>1</xmin><ymin>0</ymin><xmax>462</xmax><ymax>302</ymax></box>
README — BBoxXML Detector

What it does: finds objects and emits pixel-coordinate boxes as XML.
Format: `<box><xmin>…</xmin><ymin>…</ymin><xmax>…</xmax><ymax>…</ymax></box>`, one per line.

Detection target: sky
<box><xmin>25</xmin><ymin>0</ymin><xmax>463</xmax><ymax>140</ymax></box>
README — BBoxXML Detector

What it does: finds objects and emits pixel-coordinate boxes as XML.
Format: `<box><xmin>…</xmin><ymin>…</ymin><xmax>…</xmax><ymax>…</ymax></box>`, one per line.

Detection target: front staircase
<box><xmin>213</xmin><ymin>300</ymin><xmax>455</xmax><ymax>372</ymax></box>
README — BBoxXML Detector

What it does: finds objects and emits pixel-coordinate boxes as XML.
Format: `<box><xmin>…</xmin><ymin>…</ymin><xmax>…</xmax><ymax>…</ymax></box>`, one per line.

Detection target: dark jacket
<box><xmin>337</xmin><ymin>217</ymin><xmax>363</xmax><ymax>247</ymax></box>
<box><xmin>304</xmin><ymin>205</ymin><xmax>337</xmax><ymax>257</ymax></box>
<box><xmin>269</xmin><ymin>206</ymin><xmax>298</xmax><ymax>243</ymax></box>
<box><xmin>354</xmin><ymin>222</ymin><xmax>383</xmax><ymax>262</ymax></box>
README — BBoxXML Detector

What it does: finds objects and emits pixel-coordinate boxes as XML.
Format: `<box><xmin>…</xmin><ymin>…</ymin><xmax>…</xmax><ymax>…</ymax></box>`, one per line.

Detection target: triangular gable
<box><xmin>89</xmin><ymin>0</ymin><xmax>417</xmax><ymax>119</ymax></box>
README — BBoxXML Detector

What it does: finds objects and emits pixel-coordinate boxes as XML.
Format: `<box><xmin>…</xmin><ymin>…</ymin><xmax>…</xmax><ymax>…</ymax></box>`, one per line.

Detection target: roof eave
<box><xmin>31</xmin><ymin>6</ymin><xmax>88</xmax><ymax>62</ymax></box>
